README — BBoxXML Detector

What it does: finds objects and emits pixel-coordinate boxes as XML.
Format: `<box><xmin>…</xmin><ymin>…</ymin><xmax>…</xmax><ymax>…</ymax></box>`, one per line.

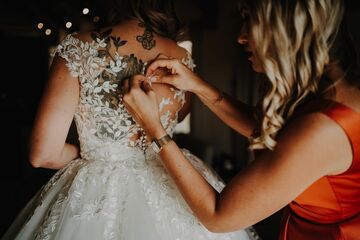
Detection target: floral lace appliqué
<box><xmin>52</xmin><ymin>31</ymin><xmax>194</xmax><ymax>151</ymax></box>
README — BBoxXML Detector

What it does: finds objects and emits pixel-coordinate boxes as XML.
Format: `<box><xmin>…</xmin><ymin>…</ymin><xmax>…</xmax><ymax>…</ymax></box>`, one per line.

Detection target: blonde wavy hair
<box><xmin>241</xmin><ymin>0</ymin><xmax>345</xmax><ymax>150</ymax></box>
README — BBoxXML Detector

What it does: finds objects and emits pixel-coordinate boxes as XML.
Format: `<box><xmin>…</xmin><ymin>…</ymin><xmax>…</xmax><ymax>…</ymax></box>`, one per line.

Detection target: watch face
<box><xmin>151</xmin><ymin>141</ymin><xmax>161</xmax><ymax>153</ymax></box>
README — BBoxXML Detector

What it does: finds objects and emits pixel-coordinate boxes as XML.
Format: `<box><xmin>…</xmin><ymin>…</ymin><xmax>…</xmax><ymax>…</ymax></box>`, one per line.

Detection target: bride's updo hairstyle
<box><xmin>239</xmin><ymin>0</ymin><xmax>359</xmax><ymax>150</ymax></box>
<box><xmin>107</xmin><ymin>0</ymin><xmax>184</xmax><ymax>41</ymax></box>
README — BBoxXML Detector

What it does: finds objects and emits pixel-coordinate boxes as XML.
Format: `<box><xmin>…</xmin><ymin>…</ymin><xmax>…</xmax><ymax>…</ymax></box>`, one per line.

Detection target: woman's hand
<box><xmin>122</xmin><ymin>75</ymin><xmax>167</xmax><ymax>139</ymax></box>
<box><xmin>147</xmin><ymin>54</ymin><xmax>256</xmax><ymax>138</ymax></box>
<box><xmin>146</xmin><ymin>54</ymin><xmax>204</xmax><ymax>93</ymax></box>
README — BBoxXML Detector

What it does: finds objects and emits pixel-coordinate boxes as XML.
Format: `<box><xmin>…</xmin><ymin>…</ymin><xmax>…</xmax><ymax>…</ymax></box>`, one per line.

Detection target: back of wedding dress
<box><xmin>54</xmin><ymin>24</ymin><xmax>195</xmax><ymax>160</ymax></box>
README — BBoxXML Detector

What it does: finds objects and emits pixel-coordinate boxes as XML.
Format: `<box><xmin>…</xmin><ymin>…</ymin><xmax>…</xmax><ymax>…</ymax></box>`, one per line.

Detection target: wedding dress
<box><xmin>2</xmin><ymin>32</ymin><xmax>259</xmax><ymax>240</ymax></box>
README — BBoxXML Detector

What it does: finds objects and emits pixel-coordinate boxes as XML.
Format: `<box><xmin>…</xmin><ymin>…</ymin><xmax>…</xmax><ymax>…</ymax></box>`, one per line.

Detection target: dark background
<box><xmin>1</xmin><ymin>0</ymin><xmax>360</xmax><ymax>239</ymax></box>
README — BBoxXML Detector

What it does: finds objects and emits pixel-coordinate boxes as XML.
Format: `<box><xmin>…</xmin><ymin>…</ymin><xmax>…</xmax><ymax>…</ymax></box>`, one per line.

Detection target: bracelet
<box><xmin>151</xmin><ymin>134</ymin><xmax>173</xmax><ymax>153</ymax></box>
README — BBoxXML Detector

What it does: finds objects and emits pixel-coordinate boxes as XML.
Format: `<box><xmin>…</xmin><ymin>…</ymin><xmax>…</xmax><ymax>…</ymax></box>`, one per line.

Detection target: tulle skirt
<box><xmin>2</xmin><ymin>147</ymin><xmax>259</xmax><ymax>240</ymax></box>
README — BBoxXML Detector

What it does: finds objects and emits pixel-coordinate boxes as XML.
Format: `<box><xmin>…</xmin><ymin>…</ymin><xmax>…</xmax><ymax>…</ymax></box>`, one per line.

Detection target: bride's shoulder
<box><xmin>174</xmin><ymin>44</ymin><xmax>195</xmax><ymax>71</ymax></box>
<box><xmin>58</xmin><ymin>28</ymin><xmax>119</xmax><ymax>47</ymax></box>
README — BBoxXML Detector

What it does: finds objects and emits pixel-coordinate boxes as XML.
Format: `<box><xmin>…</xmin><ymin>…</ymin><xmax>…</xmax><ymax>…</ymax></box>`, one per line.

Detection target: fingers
<box><xmin>152</xmin><ymin>74</ymin><xmax>177</xmax><ymax>85</ymax></box>
<box><xmin>154</xmin><ymin>53</ymin><xmax>172</xmax><ymax>60</ymax></box>
<box><xmin>123</xmin><ymin>75</ymin><xmax>152</xmax><ymax>100</ymax></box>
<box><xmin>121</xmin><ymin>75</ymin><xmax>146</xmax><ymax>92</ymax></box>
<box><xmin>122</xmin><ymin>75</ymin><xmax>145</xmax><ymax>105</ymax></box>
<box><xmin>141</xmin><ymin>81</ymin><xmax>153</xmax><ymax>93</ymax></box>
<box><xmin>122</xmin><ymin>78</ymin><xmax>130</xmax><ymax>94</ymax></box>
<box><xmin>130</xmin><ymin>75</ymin><xmax>146</xmax><ymax>89</ymax></box>
<box><xmin>145</xmin><ymin>59</ymin><xmax>180</xmax><ymax>77</ymax></box>
<box><xmin>146</xmin><ymin>53</ymin><xmax>172</xmax><ymax>69</ymax></box>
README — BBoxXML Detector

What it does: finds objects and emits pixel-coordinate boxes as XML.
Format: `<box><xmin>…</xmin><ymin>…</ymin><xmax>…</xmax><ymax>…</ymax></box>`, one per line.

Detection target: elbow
<box><xmin>202</xmin><ymin>215</ymin><xmax>245</xmax><ymax>234</ymax></box>
<box><xmin>203</xmin><ymin>221</ymin><xmax>228</xmax><ymax>234</ymax></box>
<box><xmin>198</xmin><ymin>215</ymin><xmax>226</xmax><ymax>233</ymax></box>
<box><xmin>30</xmin><ymin>160</ymin><xmax>41</xmax><ymax>168</ymax></box>
<box><xmin>28</xmin><ymin>135</ymin><xmax>63</xmax><ymax>169</ymax></box>
<box><xmin>29</xmin><ymin>152</ymin><xmax>55</xmax><ymax>169</ymax></box>
<box><xmin>29</xmin><ymin>154</ymin><xmax>45</xmax><ymax>168</ymax></box>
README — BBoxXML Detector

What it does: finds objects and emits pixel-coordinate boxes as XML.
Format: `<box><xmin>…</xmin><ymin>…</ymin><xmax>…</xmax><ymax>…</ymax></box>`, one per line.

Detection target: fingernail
<box><xmin>149</xmin><ymin>76</ymin><xmax>158</xmax><ymax>82</ymax></box>
<box><xmin>146</xmin><ymin>74</ymin><xmax>158</xmax><ymax>83</ymax></box>
<box><xmin>147</xmin><ymin>79</ymin><xmax>152</xmax><ymax>87</ymax></box>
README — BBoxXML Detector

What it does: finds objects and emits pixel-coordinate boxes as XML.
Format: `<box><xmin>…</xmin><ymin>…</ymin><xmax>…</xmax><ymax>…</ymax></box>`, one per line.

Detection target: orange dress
<box><xmin>279</xmin><ymin>100</ymin><xmax>360</xmax><ymax>240</ymax></box>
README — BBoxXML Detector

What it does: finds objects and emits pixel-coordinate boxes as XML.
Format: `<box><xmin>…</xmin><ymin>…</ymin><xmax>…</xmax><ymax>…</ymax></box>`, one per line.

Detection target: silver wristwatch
<box><xmin>151</xmin><ymin>134</ymin><xmax>172</xmax><ymax>153</ymax></box>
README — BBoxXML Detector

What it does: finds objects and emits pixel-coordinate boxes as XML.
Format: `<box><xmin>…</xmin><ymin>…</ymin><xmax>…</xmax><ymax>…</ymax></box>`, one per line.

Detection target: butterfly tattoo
<box><xmin>136</xmin><ymin>22</ymin><xmax>156</xmax><ymax>50</ymax></box>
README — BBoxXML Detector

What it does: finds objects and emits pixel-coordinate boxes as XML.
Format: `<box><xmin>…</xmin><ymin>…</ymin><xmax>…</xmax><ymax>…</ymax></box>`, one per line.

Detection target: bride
<box><xmin>2</xmin><ymin>0</ymin><xmax>258</xmax><ymax>239</ymax></box>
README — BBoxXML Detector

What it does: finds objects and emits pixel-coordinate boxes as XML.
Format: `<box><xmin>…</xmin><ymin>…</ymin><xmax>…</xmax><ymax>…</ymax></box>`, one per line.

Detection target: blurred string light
<box><xmin>93</xmin><ymin>16</ymin><xmax>100</xmax><ymax>23</ymax></box>
<box><xmin>82</xmin><ymin>8</ymin><xmax>90</xmax><ymax>15</ymax></box>
<box><xmin>37</xmin><ymin>22</ymin><xmax>44</xmax><ymax>30</ymax></box>
<box><xmin>45</xmin><ymin>29</ymin><xmax>52</xmax><ymax>36</ymax></box>
<box><xmin>65</xmin><ymin>21</ymin><xmax>72</xmax><ymax>29</ymax></box>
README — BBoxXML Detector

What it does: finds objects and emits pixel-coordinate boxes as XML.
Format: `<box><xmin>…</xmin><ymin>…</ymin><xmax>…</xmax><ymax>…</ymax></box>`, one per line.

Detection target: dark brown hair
<box><xmin>107</xmin><ymin>0</ymin><xmax>185</xmax><ymax>41</ymax></box>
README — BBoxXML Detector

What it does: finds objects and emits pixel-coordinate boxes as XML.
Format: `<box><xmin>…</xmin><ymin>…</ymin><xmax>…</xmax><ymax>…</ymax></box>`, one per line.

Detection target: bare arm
<box><xmin>146</xmin><ymin>57</ymin><xmax>256</xmax><ymax>138</ymax></box>
<box><xmin>144</xmin><ymin>113</ymin><xmax>352</xmax><ymax>232</ymax></box>
<box><xmin>122</xmin><ymin>79</ymin><xmax>352</xmax><ymax>232</ymax></box>
<box><xmin>29</xmin><ymin>56</ymin><xmax>80</xmax><ymax>169</ymax></box>
<box><xmin>177</xmin><ymin>92</ymin><xmax>192</xmax><ymax>122</ymax></box>
<box><xmin>194</xmin><ymin>83</ymin><xmax>256</xmax><ymax>137</ymax></box>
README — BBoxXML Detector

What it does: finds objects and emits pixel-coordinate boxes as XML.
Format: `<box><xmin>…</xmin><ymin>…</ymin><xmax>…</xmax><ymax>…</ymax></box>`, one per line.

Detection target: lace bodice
<box><xmin>52</xmin><ymin>32</ymin><xmax>195</xmax><ymax>155</ymax></box>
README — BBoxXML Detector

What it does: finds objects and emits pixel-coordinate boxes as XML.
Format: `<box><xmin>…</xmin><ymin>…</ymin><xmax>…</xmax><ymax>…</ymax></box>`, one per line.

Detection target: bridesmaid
<box><xmin>122</xmin><ymin>0</ymin><xmax>360</xmax><ymax>239</ymax></box>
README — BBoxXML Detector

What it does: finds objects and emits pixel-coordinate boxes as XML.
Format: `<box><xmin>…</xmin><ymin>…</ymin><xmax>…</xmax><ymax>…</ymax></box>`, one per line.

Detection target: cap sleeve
<box><xmin>177</xmin><ymin>40</ymin><xmax>196</xmax><ymax>71</ymax></box>
<box><xmin>51</xmin><ymin>33</ymin><xmax>82</xmax><ymax>77</ymax></box>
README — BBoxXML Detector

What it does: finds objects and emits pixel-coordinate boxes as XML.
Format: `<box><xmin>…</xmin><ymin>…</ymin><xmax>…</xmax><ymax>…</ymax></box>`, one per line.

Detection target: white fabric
<box><xmin>2</xmin><ymin>34</ymin><xmax>260</xmax><ymax>240</ymax></box>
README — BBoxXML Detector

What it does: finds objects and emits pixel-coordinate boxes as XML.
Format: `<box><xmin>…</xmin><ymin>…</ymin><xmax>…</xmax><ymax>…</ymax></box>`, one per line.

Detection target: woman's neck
<box><xmin>323</xmin><ymin>64</ymin><xmax>360</xmax><ymax>111</ymax></box>
<box><xmin>322</xmin><ymin>64</ymin><xmax>346</xmax><ymax>100</ymax></box>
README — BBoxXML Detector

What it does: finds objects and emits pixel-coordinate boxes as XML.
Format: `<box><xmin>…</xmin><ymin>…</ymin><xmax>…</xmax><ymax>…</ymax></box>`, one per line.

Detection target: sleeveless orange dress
<box><xmin>279</xmin><ymin>100</ymin><xmax>360</xmax><ymax>240</ymax></box>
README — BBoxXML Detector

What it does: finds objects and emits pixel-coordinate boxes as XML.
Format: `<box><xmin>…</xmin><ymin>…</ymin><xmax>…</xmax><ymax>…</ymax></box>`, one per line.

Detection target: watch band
<box><xmin>151</xmin><ymin>134</ymin><xmax>172</xmax><ymax>153</ymax></box>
